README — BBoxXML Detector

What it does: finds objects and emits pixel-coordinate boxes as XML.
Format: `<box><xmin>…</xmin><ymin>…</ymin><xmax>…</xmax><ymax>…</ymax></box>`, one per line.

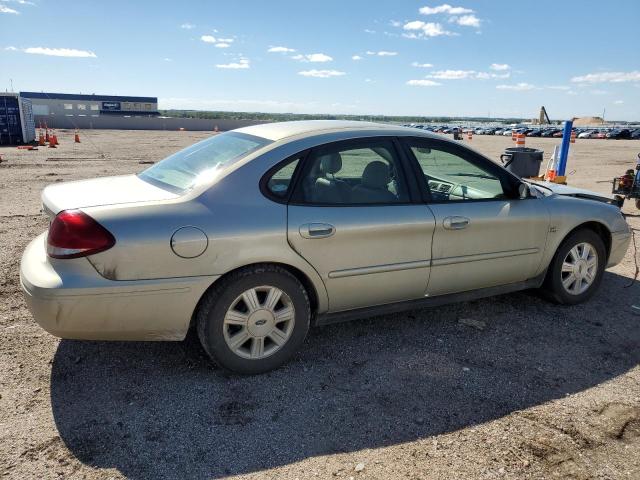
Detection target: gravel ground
<box><xmin>1</xmin><ymin>129</ymin><xmax>639</xmax><ymax>480</ymax></box>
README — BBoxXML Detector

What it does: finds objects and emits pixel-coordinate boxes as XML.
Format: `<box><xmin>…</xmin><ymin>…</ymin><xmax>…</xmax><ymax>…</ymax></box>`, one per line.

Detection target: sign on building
<box><xmin>102</xmin><ymin>101</ymin><xmax>121</xmax><ymax>111</ymax></box>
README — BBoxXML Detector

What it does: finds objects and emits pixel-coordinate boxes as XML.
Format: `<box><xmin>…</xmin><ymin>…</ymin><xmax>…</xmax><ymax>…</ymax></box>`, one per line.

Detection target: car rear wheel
<box><xmin>542</xmin><ymin>229</ymin><xmax>606</xmax><ymax>305</ymax></box>
<box><xmin>197</xmin><ymin>264</ymin><xmax>310</xmax><ymax>374</ymax></box>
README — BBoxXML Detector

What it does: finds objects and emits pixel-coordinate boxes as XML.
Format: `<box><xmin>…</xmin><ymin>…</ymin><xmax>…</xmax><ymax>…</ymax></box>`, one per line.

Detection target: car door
<box><xmin>401</xmin><ymin>137</ymin><xmax>550</xmax><ymax>297</ymax></box>
<box><xmin>286</xmin><ymin>137</ymin><xmax>435</xmax><ymax>312</ymax></box>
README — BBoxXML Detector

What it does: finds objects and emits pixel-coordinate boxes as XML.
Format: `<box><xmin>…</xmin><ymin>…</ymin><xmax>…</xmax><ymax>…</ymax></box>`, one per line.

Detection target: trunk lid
<box><xmin>42</xmin><ymin>175</ymin><xmax>178</xmax><ymax>218</ymax></box>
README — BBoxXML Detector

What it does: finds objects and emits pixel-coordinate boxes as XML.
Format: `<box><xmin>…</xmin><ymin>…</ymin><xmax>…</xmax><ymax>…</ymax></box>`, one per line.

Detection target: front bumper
<box><xmin>607</xmin><ymin>230</ymin><xmax>632</xmax><ymax>268</ymax></box>
<box><xmin>20</xmin><ymin>233</ymin><xmax>218</xmax><ymax>341</ymax></box>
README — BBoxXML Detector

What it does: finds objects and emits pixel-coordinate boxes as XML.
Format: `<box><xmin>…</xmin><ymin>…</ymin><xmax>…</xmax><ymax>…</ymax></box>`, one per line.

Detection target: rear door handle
<box><xmin>299</xmin><ymin>223</ymin><xmax>336</xmax><ymax>239</ymax></box>
<box><xmin>443</xmin><ymin>216</ymin><xmax>470</xmax><ymax>230</ymax></box>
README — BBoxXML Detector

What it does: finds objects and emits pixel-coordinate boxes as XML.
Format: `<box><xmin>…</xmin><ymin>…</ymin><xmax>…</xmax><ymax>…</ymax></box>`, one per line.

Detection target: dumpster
<box><xmin>500</xmin><ymin>147</ymin><xmax>544</xmax><ymax>178</ymax></box>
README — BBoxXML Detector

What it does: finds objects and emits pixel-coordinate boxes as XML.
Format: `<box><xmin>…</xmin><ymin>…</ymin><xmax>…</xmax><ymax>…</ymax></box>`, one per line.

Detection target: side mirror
<box><xmin>518</xmin><ymin>182</ymin><xmax>530</xmax><ymax>199</ymax></box>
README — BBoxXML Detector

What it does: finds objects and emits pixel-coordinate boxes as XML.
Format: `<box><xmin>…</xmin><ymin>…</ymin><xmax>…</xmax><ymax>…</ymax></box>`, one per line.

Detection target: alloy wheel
<box><xmin>561</xmin><ymin>242</ymin><xmax>598</xmax><ymax>295</ymax></box>
<box><xmin>223</xmin><ymin>286</ymin><xmax>296</xmax><ymax>359</ymax></box>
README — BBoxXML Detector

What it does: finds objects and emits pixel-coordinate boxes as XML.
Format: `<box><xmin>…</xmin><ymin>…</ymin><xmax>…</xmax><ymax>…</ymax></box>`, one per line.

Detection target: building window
<box><xmin>77</xmin><ymin>104</ymin><xmax>86</xmax><ymax>110</ymax></box>
<box><xmin>90</xmin><ymin>104</ymin><xmax>99</xmax><ymax>111</ymax></box>
<box><xmin>134</xmin><ymin>103</ymin><xmax>141</xmax><ymax>110</ymax></box>
<box><xmin>63</xmin><ymin>104</ymin><xmax>73</xmax><ymax>110</ymax></box>
<box><xmin>145</xmin><ymin>103</ymin><xmax>152</xmax><ymax>110</ymax></box>
<box><xmin>123</xmin><ymin>102</ymin><xmax>132</xmax><ymax>110</ymax></box>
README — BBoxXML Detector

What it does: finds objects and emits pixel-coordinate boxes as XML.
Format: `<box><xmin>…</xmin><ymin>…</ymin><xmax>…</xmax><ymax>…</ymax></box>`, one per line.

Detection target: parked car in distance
<box><xmin>578</xmin><ymin>130</ymin><xmax>594</xmax><ymax>139</ymax></box>
<box><xmin>20</xmin><ymin>121</ymin><xmax>631</xmax><ymax>374</ymax></box>
<box><xmin>631</xmin><ymin>129</ymin><xmax>640</xmax><ymax>140</ymax></box>
<box><xmin>502</xmin><ymin>129</ymin><xmax>513</xmax><ymax>136</ymax></box>
<box><xmin>540</xmin><ymin>129</ymin><xmax>559</xmax><ymax>137</ymax></box>
<box><xmin>606</xmin><ymin>129</ymin><xmax>631</xmax><ymax>139</ymax></box>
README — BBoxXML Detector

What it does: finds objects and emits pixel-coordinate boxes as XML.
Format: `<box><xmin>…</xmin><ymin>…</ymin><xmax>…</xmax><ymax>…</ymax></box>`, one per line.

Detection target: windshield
<box><xmin>139</xmin><ymin>131</ymin><xmax>272</xmax><ymax>193</ymax></box>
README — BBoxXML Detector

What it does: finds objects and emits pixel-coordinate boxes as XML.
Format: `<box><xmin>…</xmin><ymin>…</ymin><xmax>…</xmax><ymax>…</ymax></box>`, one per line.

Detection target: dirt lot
<box><xmin>1</xmin><ymin>129</ymin><xmax>639</xmax><ymax>480</ymax></box>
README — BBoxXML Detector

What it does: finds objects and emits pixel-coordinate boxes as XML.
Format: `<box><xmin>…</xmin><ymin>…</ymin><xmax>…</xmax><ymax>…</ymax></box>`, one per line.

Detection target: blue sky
<box><xmin>1</xmin><ymin>0</ymin><xmax>639</xmax><ymax>120</ymax></box>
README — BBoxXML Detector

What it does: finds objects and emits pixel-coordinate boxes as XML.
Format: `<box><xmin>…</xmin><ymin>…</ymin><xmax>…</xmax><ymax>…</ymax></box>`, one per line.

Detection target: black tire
<box><xmin>196</xmin><ymin>264</ymin><xmax>310</xmax><ymax>374</ymax></box>
<box><xmin>541</xmin><ymin>228</ymin><xmax>606</xmax><ymax>305</ymax></box>
<box><xmin>635</xmin><ymin>198</ymin><xmax>640</xmax><ymax>210</ymax></box>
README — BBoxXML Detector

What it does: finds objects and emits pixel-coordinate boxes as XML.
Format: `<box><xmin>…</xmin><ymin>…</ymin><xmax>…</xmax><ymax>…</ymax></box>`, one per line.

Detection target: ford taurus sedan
<box><xmin>20</xmin><ymin>121</ymin><xmax>631</xmax><ymax>373</ymax></box>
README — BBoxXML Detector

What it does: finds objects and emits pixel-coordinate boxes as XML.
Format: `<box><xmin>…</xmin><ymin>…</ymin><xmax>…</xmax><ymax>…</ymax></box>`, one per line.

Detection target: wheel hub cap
<box><xmin>247</xmin><ymin>309</ymin><xmax>275</xmax><ymax>337</ymax></box>
<box><xmin>223</xmin><ymin>286</ymin><xmax>296</xmax><ymax>360</ymax></box>
<box><xmin>561</xmin><ymin>242</ymin><xmax>598</xmax><ymax>295</ymax></box>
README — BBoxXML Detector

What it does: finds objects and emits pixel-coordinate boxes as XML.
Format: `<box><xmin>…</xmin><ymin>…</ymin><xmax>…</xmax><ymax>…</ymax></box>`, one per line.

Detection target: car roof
<box><xmin>234</xmin><ymin>120</ymin><xmax>430</xmax><ymax>142</ymax></box>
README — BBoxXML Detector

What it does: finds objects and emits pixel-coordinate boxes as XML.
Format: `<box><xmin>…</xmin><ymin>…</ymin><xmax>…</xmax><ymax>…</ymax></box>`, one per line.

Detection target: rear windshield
<box><xmin>139</xmin><ymin>131</ymin><xmax>271</xmax><ymax>193</ymax></box>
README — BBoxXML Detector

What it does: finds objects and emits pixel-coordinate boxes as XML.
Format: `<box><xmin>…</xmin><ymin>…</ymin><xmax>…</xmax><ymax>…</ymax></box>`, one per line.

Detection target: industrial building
<box><xmin>21</xmin><ymin>92</ymin><xmax>159</xmax><ymax>119</ymax></box>
<box><xmin>11</xmin><ymin>91</ymin><xmax>261</xmax><ymax>132</ymax></box>
<box><xmin>0</xmin><ymin>93</ymin><xmax>36</xmax><ymax>145</ymax></box>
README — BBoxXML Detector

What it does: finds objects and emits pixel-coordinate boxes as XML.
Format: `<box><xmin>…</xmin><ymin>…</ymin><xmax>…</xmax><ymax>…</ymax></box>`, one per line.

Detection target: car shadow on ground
<box><xmin>50</xmin><ymin>271</ymin><xmax>640</xmax><ymax>479</ymax></box>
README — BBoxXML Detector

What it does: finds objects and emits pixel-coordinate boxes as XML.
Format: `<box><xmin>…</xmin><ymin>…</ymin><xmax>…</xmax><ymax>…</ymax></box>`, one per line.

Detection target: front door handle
<box><xmin>443</xmin><ymin>216</ymin><xmax>470</xmax><ymax>230</ymax></box>
<box><xmin>299</xmin><ymin>223</ymin><xmax>336</xmax><ymax>239</ymax></box>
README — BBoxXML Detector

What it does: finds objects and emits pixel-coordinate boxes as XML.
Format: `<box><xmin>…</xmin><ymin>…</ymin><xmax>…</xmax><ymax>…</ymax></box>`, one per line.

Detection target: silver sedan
<box><xmin>20</xmin><ymin>121</ymin><xmax>631</xmax><ymax>373</ymax></box>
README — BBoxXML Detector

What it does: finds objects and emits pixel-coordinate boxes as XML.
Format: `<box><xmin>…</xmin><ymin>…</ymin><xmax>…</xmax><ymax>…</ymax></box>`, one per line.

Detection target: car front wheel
<box><xmin>542</xmin><ymin>229</ymin><xmax>606</xmax><ymax>305</ymax></box>
<box><xmin>197</xmin><ymin>264</ymin><xmax>310</xmax><ymax>374</ymax></box>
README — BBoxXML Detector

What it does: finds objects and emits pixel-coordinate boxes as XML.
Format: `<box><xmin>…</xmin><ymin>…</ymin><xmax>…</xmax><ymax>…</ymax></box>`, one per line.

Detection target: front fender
<box><xmin>537</xmin><ymin>195</ymin><xmax>630</xmax><ymax>273</ymax></box>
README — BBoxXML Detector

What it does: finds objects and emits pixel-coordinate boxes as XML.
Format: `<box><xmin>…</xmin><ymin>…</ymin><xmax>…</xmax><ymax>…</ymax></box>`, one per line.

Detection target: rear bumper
<box><xmin>607</xmin><ymin>230</ymin><xmax>631</xmax><ymax>268</ymax></box>
<box><xmin>20</xmin><ymin>233</ymin><xmax>218</xmax><ymax>341</ymax></box>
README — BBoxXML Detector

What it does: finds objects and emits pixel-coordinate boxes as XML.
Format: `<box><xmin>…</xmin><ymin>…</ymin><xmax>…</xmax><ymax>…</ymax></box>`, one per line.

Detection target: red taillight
<box><xmin>47</xmin><ymin>209</ymin><xmax>116</xmax><ymax>259</ymax></box>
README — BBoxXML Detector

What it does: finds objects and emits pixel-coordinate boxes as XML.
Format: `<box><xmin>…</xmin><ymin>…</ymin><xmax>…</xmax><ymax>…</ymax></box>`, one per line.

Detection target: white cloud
<box><xmin>268</xmin><ymin>46</ymin><xmax>296</xmax><ymax>53</ymax></box>
<box><xmin>298</xmin><ymin>69</ymin><xmax>345</xmax><ymax>78</ymax></box>
<box><xmin>546</xmin><ymin>85</ymin><xmax>570</xmax><ymax>90</ymax></box>
<box><xmin>163</xmin><ymin>57</ymin><xmax>172</xmax><ymax>62</ymax></box>
<box><xmin>614</xmin><ymin>100</ymin><xmax>624</xmax><ymax>104</ymax></box>
<box><xmin>292</xmin><ymin>53</ymin><xmax>333</xmax><ymax>62</ymax></box>
<box><xmin>451</xmin><ymin>14</ymin><xmax>480</xmax><ymax>27</ymax></box>
<box><xmin>407</xmin><ymin>79</ymin><xmax>442</xmax><ymax>87</ymax></box>
<box><xmin>496</xmin><ymin>83</ymin><xmax>536</xmax><ymax>91</ymax></box>
<box><xmin>419</xmin><ymin>4</ymin><xmax>473</xmax><ymax>15</ymax></box>
<box><xmin>200</xmin><ymin>35</ymin><xmax>216</xmax><ymax>43</ymax></box>
<box><xmin>412</xmin><ymin>61</ymin><xmax>434</xmax><ymax>68</ymax></box>
<box><xmin>215</xmin><ymin>43</ymin><xmax>230</xmax><ymax>48</ymax></box>
<box><xmin>217</xmin><ymin>38</ymin><xmax>234</xmax><ymax>43</ymax></box>
<box><xmin>216</xmin><ymin>58</ymin><xmax>250</xmax><ymax>69</ymax></box>
<box><xmin>180</xmin><ymin>23</ymin><xmax>195</xmax><ymax>29</ymax></box>
<box><xmin>4</xmin><ymin>46</ymin><xmax>18</xmax><ymax>51</ymax></box>
<box><xmin>0</xmin><ymin>5</ymin><xmax>19</xmax><ymax>13</ymax></box>
<box><xmin>571</xmin><ymin>71</ymin><xmax>640</xmax><ymax>83</ymax></box>
<box><xmin>364</xmin><ymin>29</ymin><xmax>376</xmax><ymax>34</ymax></box>
<box><xmin>426</xmin><ymin>69</ymin><xmax>475</xmax><ymax>79</ymax></box>
<box><xmin>390</xmin><ymin>20</ymin><xmax>402</xmax><ymax>27</ymax></box>
<box><xmin>352</xmin><ymin>55</ymin><xmax>362</xmax><ymax>60</ymax></box>
<box><xmin>23</xmin><ymin>47</ymin><xmax>97</xmax><ymax>58</ymax></box>
<box><xmin>490</xmin><ymin>63</ymin><xmax>510</xmax><ymax>71</ymax></box>
<box><xmin>403</xmin><ymin>21</ymin><xmax>454</xmax><ymax>38</ymax></box>
<box><xmin>366</xmin><ymin>50</ymin><xmax>398</xmax><ymax>56</ymax></box>
<box><xmin>590</xmin><ymin>89</ymin><xmax>609</xmax><ymax>95</ymax></box>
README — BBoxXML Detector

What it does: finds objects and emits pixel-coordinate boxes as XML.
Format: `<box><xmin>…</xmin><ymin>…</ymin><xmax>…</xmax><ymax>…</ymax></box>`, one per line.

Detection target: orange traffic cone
<box><xmin>48</xmin><ymin>137</ymin><xmax>57</xmax><ymax>148</ymax></box>
<box><xmin>38</xmin><ymin>130</ymin><xmax>45</xmax><ymax>146</ymax></box>
<box><xmin>45</xmin><ymin>129</ymin><xmax>50</xmax><ymax>143</ymax></box>
<box><xmin>51</xmin><ymin>131</ymin><xmax>59</xmax><ymax>146</ymax></box>
<box><xmin>74</xmin><ymin>129</ymin><xmax>81</xmax><ymax>143</ymax></box>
